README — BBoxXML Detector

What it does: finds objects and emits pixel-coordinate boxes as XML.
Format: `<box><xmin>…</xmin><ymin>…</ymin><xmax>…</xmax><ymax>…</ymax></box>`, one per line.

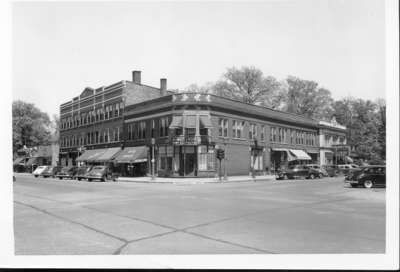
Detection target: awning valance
<box><xmin>289</xmin><ymin>149</ymin><xmax>312</xmax><ymax>160</ymax></box>
<box><xmin>169</xmin><ymin>116</ymin><xmax>183</xmax><ymax>129</ymax></box>
<box><xmin>200</xmin><ymin>115</ymin><xmax>213</xmax><ymax>128</ymax></box>
<box><xmin>13</xmin><ymin>157</ymin><xmax>25</xmax><ymax>165</ymax></box>
<box><xmin>114</xmin><ymin>146</ymin><xmax>148</xmax><ymax>164</ymax></box>
<box><xmin>76</xmin><ymin>149</ymin><xmax>107</xmax><ymax>162</ymax></box>
<box><xmin>95</xmin><ymin>147</ymin><xmax>121</xmax><ymax>162</ymax></box>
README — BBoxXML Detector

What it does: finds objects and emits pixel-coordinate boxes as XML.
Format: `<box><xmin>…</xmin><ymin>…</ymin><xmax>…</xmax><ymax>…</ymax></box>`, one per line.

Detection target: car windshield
<box><xmin>92</xmin><ymin>166</ymin><xmax>105</xmax><ymax>170</ymax></box>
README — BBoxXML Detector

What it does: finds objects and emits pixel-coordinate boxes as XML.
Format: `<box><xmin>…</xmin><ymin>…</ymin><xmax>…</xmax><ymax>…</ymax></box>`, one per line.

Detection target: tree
<box><xmin>50</xmin><ymin>114</ymin><xmax>60</xmax><ymax>145</ymax></box>
<box><xmin>213</xmin><ymin>66</ymin><xmax>281</xmax><ymax>105</ymax></box>
<box><xmin>284</xmin><ymin>76</ymin><xmax>334</xmax><ymax>120</ymax></box>
<box><xmin>12</xmin><ymin>100</ymin><xmax>52</xmax><ymax>156</ymax></box>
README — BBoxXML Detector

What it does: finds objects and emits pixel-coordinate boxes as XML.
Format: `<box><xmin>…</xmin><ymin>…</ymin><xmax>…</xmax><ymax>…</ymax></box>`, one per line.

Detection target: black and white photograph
<box><xmin>1</xmin><ymin>0</ymin><xmax>398</xmax><ymax>269</ymax></box>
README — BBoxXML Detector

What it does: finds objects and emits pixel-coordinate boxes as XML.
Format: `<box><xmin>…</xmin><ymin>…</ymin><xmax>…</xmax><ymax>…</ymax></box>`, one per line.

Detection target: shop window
<box><xmin>198</xmin><ymin>145</ymin><xmax>215</xmax><ymax>171</ymax></box>
<box><xmin>159</xmin><ymin>117</ymin><xmax>170</xmax><ymax>137</ymax></box>
<box><xmin>138</xmin><ymin>121</ymin><xmax>146</xmax><ymax>139</ymax></box>
<box><xmin>158</xmin><ymin>145</ymin><xmax>173</xmax><ymax>171</ymax></box>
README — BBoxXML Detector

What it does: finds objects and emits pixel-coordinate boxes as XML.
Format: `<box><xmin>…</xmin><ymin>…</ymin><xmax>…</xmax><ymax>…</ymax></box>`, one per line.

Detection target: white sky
<box><xmin>12</xmin><ymin>0</ymin><xmax>386</xmax><ymax>117</ymax></box>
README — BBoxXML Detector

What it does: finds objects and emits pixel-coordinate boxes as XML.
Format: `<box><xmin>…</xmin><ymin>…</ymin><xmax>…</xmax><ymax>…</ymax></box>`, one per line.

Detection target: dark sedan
<box><xmin>41</xmin><ymin>166</ymin><xmax>62</xmax><ymax>178</ymax></box>
<box><xmin>345</xmin><ymin>165</ymin><xmax>386</xmax><ymax>188</ymax></box>
<box><xmin>73</xmin><ymin>166</ymin><xmax>93</xmax><ymax>181</ymax></box>
<box><xmin>276</xmin><ymin>165</ymin><xmax>323</xmax><ymax>180</ymax></box>
<box><xmin>86</xmin><ymin>166</ymin><xmax>118</xmax><ymax>182</ymax></box>
<box><xmin>56</xmin><ymin>166</ymin><xmax>78</xmax><ymax>180</ymax></box>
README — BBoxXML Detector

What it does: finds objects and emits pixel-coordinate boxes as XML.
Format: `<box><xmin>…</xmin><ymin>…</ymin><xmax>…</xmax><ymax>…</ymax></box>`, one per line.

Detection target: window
<box><xmin>159</xmin><ymin>117</ymin><xmax>170</xmax><ymax>137</ymax></box>
<box><xmin>261</xmin><ymin>125</ymin><xmax>265</xmax><ymax>141</ymax></box>
<box><xmin>109</xmin><ymin>105</ymin><xmax>114</xmax><ymax>118</ymax></box>
<box><xmin>249</xmin><ymin>123</ymin><xmax>257</xmax><ymax>140</ymax></box>
<box><xmin>119</xmin><ymin>102</ymin><xmax>124</xmax><ymax>116</ymax></box>
<box><xmin>158</xmin><ymin>145</ymin><xmax>173</xmax><ymax>171</ymax></box>
<box><xmin>151</xmin><ymin>120</ymin><xmax>155</xmax><ymax>138</ymax></box>
<box><xmin>115</xmin><ymin>103</ymin><xmax>119</xmax><ymax>117</ymax></box>
<box><xmin>232</xmin><ymin>120</ymin><xmax>244</xmax><ymax>138</ymax></box>
<box><xmin>105</xmin><ymin>106</ymin><xmax>109</xmax><ymax>119</ymax></box>
<box><xmin>218</xmin><ymin>118</ymin><xmax>228</xmax><ymax>137</ymax></box>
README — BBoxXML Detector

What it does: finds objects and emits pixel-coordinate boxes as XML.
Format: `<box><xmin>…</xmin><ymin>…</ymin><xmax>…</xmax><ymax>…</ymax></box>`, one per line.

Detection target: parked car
<box><xmin>56</xmin><ymin>166</ymin><xmax>78</xmax><ymax>180</ymax></box>
<box><xmin>32</xmin><ymin>165</ymin><xmax>50</xmax><ymax>178</ymax></box>
<box><xmin>41</xmin><ymin>166</ymin><xmax>62</xmax><ymax>178</ymax></box>
<box><xmin>276</xmin><ymin>165</ymin><xmax>323</xmax><ymax>180</ymax></box>
<box><xmin>322</xmin><ymin>164</ymin><xmax>340</xmax><ymax>177</ymax></box>
<box><xmin>306</xmin><ymin>164</ymin><xmax>329</xmax><ymax>177</ymax></box>
<box><xmin>345</xmin><ymin>165</ymin><xmax>386</xmax><ymax>188</ymax></box>
<box><xmin>337</xmin><ymin>164</ymin><xmax>359</xmax><ymax>176</ymax></box>
<box><xmin>73</xmin><ymin>166</ymin><xmax>93</xmax><ymax>181</ymax></box>
<box><xmin>86</xmin><ymin>166</ymin><xmax>118</xmax><ymax>182</ymax></box>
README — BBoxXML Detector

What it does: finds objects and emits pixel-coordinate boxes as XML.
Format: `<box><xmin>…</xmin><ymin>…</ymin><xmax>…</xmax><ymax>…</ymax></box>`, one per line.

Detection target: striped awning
<box><xmin>184</xmin><ymin>115</ymin><xmax>197</xmax><ymax>128</ymax></box>
<box><xmin>114</xmin><ymin>146</ymin><xmax>148</xmax><ymax>164</ymax></box>
<box><xmin>289</xmin><ymin>149</ymin><xmax>312</xmax><ymax>160</ymax></box>
<box><xmin>26</xmin><ymin>157</ymin><xmax>38</xmax><ymax>166</ymax></box>
<box><xmin>95</xmin><ymin>148</ymin><xmax>121</xmax><ymax>162</ymax></box>
<box><xmin>169</xmin><ymin>116</ymin><xmax>183</xmax><ymax>129</ymax></box>
<box><xmin>13</xmin><ymin>157</ymin><xmax>25</xmax><ymax>165</ymax></box>
<box><xmin>76</xmin><ymin>149</ymin><xmax>107</xmax><ymax>162</ymax></box>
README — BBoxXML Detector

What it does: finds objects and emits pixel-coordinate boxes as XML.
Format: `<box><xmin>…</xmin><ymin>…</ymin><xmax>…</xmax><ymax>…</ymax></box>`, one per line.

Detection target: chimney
<box><xmin>160</xmin><ymin>78</ymin><xmax>167</xmax><ymax>96</ymax></box>
<box><xmin>132</xmin><ymin>71</ymin><xmax>141</xmax><ymax>84</ymax></box>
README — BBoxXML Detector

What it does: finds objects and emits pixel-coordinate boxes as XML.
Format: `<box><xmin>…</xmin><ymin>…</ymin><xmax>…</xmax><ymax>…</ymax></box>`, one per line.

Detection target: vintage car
<box><xmin>56</xmin><ymin>166</ymin><xmax>78</xmax><ymax>180</ymax></box>
<box><xmin>86</xmin><ymin>166</ymin><xmax>118</xmax><ymax>182</ymax></box>
<box><xmin>276</xmin><ymin>165</ymin><xmax>323</xmax><ymax>180</ymax></box>
<box><xmin>41</xmin><ymin>166</ymin><xmax>62</xmax><ymax>178</ymax></box>
<box><xmin>73</xmin><ymin>166</ymin><xmax>93</xmax><ymax>181</ymax></box>
<box><xmin>32</xmin><ymin>165</ymin><xmax>50</xmax><ymax>178</ymax></box>
<box><xmin>345</xmin><ymin>165</ymin><xmax>386</xmax><ymax>188</ymax></box>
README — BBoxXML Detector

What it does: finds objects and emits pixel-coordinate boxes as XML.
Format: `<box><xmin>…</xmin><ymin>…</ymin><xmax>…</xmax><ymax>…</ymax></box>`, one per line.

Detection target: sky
<box><xmin>12</xmin><ymin>0</ymin><xmax>386</xmax><ymax>117</ymax></box>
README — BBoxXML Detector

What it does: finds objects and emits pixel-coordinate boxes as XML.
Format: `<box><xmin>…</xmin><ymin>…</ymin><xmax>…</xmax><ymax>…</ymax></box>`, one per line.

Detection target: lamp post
<box><xmin>151</xmin><ymin>138</ymin><xmax>155</xmax><ymax>180</ymax></box>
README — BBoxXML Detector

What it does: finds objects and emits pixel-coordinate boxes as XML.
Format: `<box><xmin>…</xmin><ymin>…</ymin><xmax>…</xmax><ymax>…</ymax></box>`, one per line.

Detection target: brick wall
<box><xmin>124</xmin><ymin>82</ymin><xmax>163</xmax><ymax>107</ymax></box>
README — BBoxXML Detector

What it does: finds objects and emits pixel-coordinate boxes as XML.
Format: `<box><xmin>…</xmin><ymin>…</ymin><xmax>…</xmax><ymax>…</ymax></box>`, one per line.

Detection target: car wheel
<box><xmin>309</xmin><ymin>173</ymin><xmax>315</xmax><ymax>179</ymax></box>
<box><xmin>58</xmin><ymin>177</ymin><xmax>62</xmax><ymax>180</ymax></box>
<box><xmin>283</xmin><ymin>174</ymin><xmax>288</xmax><ymax>180</ymax></box>
<box><xmin>363</xmin><ymin>180</ymin><xmax>374</xmax><ymax>189</ymax></box>
<box><xmin>318</xmin><ymin>173</ymin><xmax>323</xmax><ymax>179</ymax></box>
<box><xmin>88</xmin><ymin>179</ymin><xmax>92</xmax><ymax>182</ymax></box>
<box><xmin>34</xmin><ymin>175</ymin><xmax>38</xmax><ymax>178</ymax></box>
<box><xmin>77</xmin><ymin>178</ymin><xmax>81</xmax><ymax>181</ymax></box>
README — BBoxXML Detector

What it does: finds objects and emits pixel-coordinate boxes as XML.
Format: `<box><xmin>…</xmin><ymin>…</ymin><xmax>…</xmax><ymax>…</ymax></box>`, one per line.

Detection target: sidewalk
<box><xmin>117</xmin><ymin>174</ymin><xmax>276</xmax><ymax>184</ymax></box>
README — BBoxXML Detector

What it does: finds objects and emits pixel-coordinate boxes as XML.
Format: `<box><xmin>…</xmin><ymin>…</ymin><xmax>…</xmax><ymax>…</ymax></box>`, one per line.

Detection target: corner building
<box><xmin>59</xmin><ymin>71</ymin><xmax>168</xmax><ymax>167</ymax></box>
<box><xmin>123</xmin><ymin>93</ymin><xmax>324</xmax><ymax>177</ymax></box>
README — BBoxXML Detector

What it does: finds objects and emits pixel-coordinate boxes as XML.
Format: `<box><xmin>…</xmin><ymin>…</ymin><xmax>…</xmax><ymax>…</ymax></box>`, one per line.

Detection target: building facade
<box><xmin>59</xmin><ymin>71</ymin><xmax>349</xmax><ymax>178</ymax></box>
<box><xmin>59</xmin><ymin>71</ymin><xmax>168</xmax><ymax>167</ymax></box>
<box><xmin>122</xmin><ymin>93</ymin><xmax>322</xmax><ymax>177</ymax></box>
<box><xmin>318</xmin><ymin>119</ymin><xmax>349</xmax><ymax>165</ymax></box>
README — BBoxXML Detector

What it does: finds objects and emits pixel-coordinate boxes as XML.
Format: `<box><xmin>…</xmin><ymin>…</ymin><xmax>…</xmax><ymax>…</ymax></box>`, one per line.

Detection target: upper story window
<box><xmin>249</xmin><ymin>123</ymin><xmax>257</xmax><ymax>140</ymax></box>
<box><xmin>138</xmin><ymin>121</ymin><xmax>146</xmax><ymax>139</ymax></box>
<box><xmin>261</xmin><ymin>125</ymin><xmax>265</xmax><ymax>141</ymax></box>
<box><xmin>119</xmin><ymin>102</ymin><xmax>124</xmax><ymax>116</ymax></box>
<box><xmin>218</xmin><ymin>118</ymin><xmax>228</xmax><ymax>137</ymax></box>
<box><xmin>151</xmin><ymin>120</ymin><xmax>155</xmax><ymax>138</ymax></box>
<box><xmin>159</xmin><ymin>117</ymin><xmax>170</xmax><ymax>137</ymax></box>
<box><xmin>232</xmin><ymin>120</ymin><xmax>244</xmax><ymax>138</ymax></box>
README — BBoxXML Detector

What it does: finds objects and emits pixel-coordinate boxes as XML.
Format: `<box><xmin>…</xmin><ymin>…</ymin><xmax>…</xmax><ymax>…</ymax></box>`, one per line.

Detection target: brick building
<box><xmin>318</xmin><ymin>119</ymin><xmax>349</xmax><ymax>165</ymax></box>
<box><xmin>59</xmin><ymin>71</ymin><xmax>169</xmax><ymax>167</ymax></box>
<box><xmin>59</xmin><ymin>70</ymin><xmax>349</xmax><ymax>178</ymax></box>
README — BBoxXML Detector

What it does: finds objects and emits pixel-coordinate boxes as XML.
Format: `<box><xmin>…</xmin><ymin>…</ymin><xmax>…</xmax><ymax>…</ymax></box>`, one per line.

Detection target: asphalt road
<box><xmin>13</xmin><ymin>174</ymin><xmax>385</xmax><ymax>255</ymax></box>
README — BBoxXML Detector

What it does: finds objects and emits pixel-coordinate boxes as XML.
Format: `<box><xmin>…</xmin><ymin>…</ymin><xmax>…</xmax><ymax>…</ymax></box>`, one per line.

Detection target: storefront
<box><xmin>113</xmin><ymin>146</ymin><xmax>148</xmax><ymax>177</ymax></box>
<box><xmin>270</xmin><ymin>148</ymin><xmax>312</xmax><ymax>173</ymax></box>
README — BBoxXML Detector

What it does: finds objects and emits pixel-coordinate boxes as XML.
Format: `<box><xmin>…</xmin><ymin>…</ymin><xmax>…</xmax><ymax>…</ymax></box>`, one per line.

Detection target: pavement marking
<box><xmin>181</xmin><ymin>230</ymin><xmax>276</xmax><ymax>254</ymax></box>
<box><xmin>14</xmin><ymin>200</ymin><xmax>129</xmax><ymax>243</ymax></box>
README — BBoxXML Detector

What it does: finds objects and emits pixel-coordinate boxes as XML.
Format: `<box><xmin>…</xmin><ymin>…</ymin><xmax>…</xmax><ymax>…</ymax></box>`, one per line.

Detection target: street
<box><xmin>13</xmin><ymin>174</ymin><xmax>385</xmax><ymax>255</ymax></box>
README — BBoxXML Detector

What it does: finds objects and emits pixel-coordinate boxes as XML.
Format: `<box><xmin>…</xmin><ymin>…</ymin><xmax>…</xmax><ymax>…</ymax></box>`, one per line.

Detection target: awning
<box><xmin>271</xmin><ymin>148</ymin><xmax>296</xmax><ymax>161</ymax></box>
<box><xmin>95</xmin><ymin>147</ymin><xmax>121</xmax><ymax>162</ymax></box>
<box><xmin>26</xmin><ymin>157</ymin><xmax>38</xmax><ymax>166</ymax></box>
<box><xmin>114</xmin><ymin>146</ymin><xmax>148</xmax><ymax>164</ymax></box>
<box><xmin>200</xmin><ymin>115</ymin><xmax>213</xmax><ymax>128</ymax></box>
<box><xmin>13</xmin><ymin>157</ymin><xmax>25</xmax><ymax>165</ymax></box>
<box><xmin>76</xmin><ymin>149</ymin><xmax>107</xmax><ymax>162</ymax></box>
<box><xmin>289</xmin><ymin>149</ymin><xmax>312</xmax><ymax>160</ymax></box>
<box><xmin>169</xmin><ymin>116</ymin><xmax>183</xmax><ymax>129</ymax></box>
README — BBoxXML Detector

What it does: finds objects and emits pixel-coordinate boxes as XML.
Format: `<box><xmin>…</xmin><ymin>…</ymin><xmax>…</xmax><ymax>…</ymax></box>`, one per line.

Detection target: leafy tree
<box><xmin>213</xmin><ymin>66</ymin><xmax>281</xmax><ymax>105</ymax></box>
<box><xmin>284</xmin><ymin>76</ymin><xmax>334</xmax><ymax>120</ymax></box>
<box><xmin>12</xmin><ymin>100</ymin><xmax>51</xmax><ymax>156</ymax></box>
<box><xmin>50</xmin><ymin>114</ymin><xmax>60</xmax><ymax>144</ymax></box>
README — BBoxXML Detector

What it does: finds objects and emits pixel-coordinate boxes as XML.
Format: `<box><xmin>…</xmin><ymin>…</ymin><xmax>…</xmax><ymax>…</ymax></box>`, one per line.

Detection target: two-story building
<box><xmin>59</xmin><ymin>71</ymin><xmax>169</xmax><ymax>167</ymax></box>
<box><xmin>318</xmin><ymin>118</ymin><xmax>349</xmax><ymax>165</ymax></box>
<box><xmin>120</xmin><ymin>92</ymin><xmax>321</xmax><ymax>177</ymax></box>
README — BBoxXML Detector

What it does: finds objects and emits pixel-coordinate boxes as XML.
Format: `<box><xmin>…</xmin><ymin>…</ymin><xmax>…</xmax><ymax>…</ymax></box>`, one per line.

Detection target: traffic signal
<box><xmin>216</xmin><ymin>148</ymin><xmax>225</xmax><ymax>160</ymax></box>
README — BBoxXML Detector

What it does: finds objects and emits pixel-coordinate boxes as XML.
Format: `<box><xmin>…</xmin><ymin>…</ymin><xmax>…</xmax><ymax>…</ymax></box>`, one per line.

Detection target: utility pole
<box><xmin>151</xmin><ymin>138</ymin><xmax>155</xmax><ymax>180</ymax></box>
<box><xmin>223</xmin><ymin>138</ymin><xmax>228</xmax><ymax>181</ymax></box>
